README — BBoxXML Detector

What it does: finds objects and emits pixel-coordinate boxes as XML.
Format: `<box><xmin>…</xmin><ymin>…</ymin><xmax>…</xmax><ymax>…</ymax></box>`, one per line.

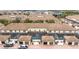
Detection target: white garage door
<box><xmin>33</xmin><ymin>42</ymin><xmax>39</xmax><ymax>45</ymax></box>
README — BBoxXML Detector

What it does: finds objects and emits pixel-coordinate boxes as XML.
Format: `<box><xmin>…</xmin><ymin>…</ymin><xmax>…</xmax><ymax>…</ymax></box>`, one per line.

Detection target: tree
<box><xmin>12</xmin><ymin>19</ymin><xmax>20</xmax><ymax>23</ymax></box>
<box><xmin>33</xmin><ymin>20</ymin><xmax>44</xmax><ymax>23</ymax></box>
<box><xmin>24</xmin><ymin>18</ymin><xmax>33</xmax><ymax>23</ymax></box>
<box><xmin>0</xmin><ymin>19</ymin><xmax>9</xmax><ymax>25</ymax></box>
<box><xmin>45</xmin><ymin>20</ymin><xmax>55</xmax><ymax>23</ymax></box>
<box><xmin>53</xmin><ymin>11</ymin><xmax>79</xmax><ymax>18</ymax></box>
<box><xmin>11</xmin><ymin>17</ymin><xmax>22</xmax><ymax>23</ymax></box>
<box><xmin>24</xmin><ymin>12</ymin><xmax>30</xmax><ymax>16</ymax></box>
<box><xmin>59</xmin><ymin>11</ymin><xmax>79</xmax><ymax>18</ymax></box>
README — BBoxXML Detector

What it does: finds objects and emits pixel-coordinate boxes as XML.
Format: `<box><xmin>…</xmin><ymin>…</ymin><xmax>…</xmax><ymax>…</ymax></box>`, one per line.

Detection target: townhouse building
<box><xmin>0</xmin><ymin>23</ymin><xmax>78</xmax><ymax>46</ymax></box>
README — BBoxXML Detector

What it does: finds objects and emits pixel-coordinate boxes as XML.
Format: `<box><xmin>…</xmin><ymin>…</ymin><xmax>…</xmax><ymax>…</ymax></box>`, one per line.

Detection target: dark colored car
<box><xmin>18</xmin><ymin>45</ymin><xmax>28</xmax><ymax>49</ymax></box>
<box><xmin>4</xmin><ymin>44</ymin><xmax>14</xmax><ymax>47</ymax></box>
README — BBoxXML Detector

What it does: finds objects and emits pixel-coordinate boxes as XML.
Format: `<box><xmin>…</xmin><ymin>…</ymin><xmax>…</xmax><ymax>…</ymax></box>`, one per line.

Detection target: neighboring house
<box><xmin>0</xmin><ymin>23</ymin><xmax>78</xmax><ymax>46</ymax></box>
<box><xmin>42</xmin><ymin>35</ymin><xmax>55</xmax><ymax>45</ymax></box>
<box><xmin>0</xmin><ymin>35</ymin><xmax>10</xmax><ymax>44</ymax></box>
<box><xmin>28</xmin><ymin>14</ymin><xmax>57</xmax><ymax>21</ymax></box>
<box><xmin>54</xmin><ymin>34</ymin><xmax>64</xmax><ymax>45</ymax></box>
<box><xmin>0</xmin><ymin>23</ymin><xmax>76</xmax><ymax>34</ymax></box>
<box><xmin>66</xmin><ymin>15</ymin><xmax>79</xmax><ymax>23</ymax></box>
<box><xmin>64</xmin><ymin>35</ymin><xmax>79</xmax><ymax>45</ymax></box>
<box><xmin>65</xmin><ymin>15</ymin><xmax>79</xmax><ymax>29</ymax></box>
<box><xmin>0</xmin><ymin>10</ymin><xmax>56</xmax><ymax>21</ymax></box>
<box><xmin>18</xmin><ymin>35</ymin><xmax>31</xmax><ymax>45</ymax></box>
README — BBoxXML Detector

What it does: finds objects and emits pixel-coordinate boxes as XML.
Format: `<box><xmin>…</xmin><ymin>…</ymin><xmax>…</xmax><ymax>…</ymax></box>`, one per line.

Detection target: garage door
<box><xmin>32</xmin><ymin>42</ymin><xmax>40</xmax><ymax>45</ymax></box>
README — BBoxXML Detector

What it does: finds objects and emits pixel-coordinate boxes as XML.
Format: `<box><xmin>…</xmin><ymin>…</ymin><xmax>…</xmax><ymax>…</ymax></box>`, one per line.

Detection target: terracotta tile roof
<box><xmin>42</xmin><ymin>35</ymin><xmax>54</xmax><ymax>42</ymax></box>
<box><xmin>0</xmin><ymin>15</ymin><xmax>27</xmax><ymax>20</ymax></box>
<box><xmin>66</xmin><ymin>15</ymin><xmax>79</xmax><ymax>21</ymax></box>
<box><xmin>0</xmin><ymin>35</ymin><xmax>10</xmax><ymax>41</ymax></box>
<box><xmin>64</xmin><ymin>35</ymin><xmax>79</xmax><ymax>42</ymax></box>
<box><xmin>0</xmin><ymin>13</ymin><xmax>57</xmax><ymax>21</ymax></box>
<box><xmin>49</xmin><ymin>23</ymin><xmax>75</xmax><ymax>31</ymax></box>
<box><xmin>0</xmin><ymin>15</ymin><xmax>9</xmax><ymax>20</ymax></box>
<box><xmin>2</xmin><ymin>23</ymin><xmax>28</xmax><ymax>30</ymax></box>
<box><xmin>0</xmin><ymin>23</ymin><xmax>4</xmax><ymax>29</ymax></box>
<box><xmin>18</xmin><ymin>35</ymin><xmax>31</xmax><ymax>42</ymax></box>
<box><xmin>1</xmin><ymin>23</ymin><xmax>76</xmax><ymax>31</ymax></box>
<box><xmin>28</xmin><ymin>14</ymin><xmax>58</xmax><ymax>20</ymax></box>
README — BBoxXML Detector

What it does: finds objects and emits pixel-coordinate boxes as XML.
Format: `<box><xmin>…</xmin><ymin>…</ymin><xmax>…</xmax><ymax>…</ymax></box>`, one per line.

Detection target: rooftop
<box><xmin>28</xmin><ymin>14</ymin><xmax>58</xmax><ymax>20</ymax></box>
<box><xmin>1</xmin><ymin>23</ymin><xmax>76</xmax><ymax>31</ymax></box>
<box><xmin>18</xmin><ymin>35</ymin><xmax>31</xmax><ymax>42</ymax></box>
<box><xmin>0</xmin><ymin>23</ymin><xmax>4</xmax><ymax>28</ymax></box>
<box><xmin>42</xmin><ymin>35</ymin><xmax>54</xmax><ymax>41</ymax></box>
<box><xmin>0</xmin><ymin>35</ymin><xmax>10</xmax><ymax>41</ymax></box>
<box><xmin>66</xmin><ymin>15</ymin><xmax>79</xmax><ymax>21</ymax></box>
<box><xmin>64</xmin><ymin>35</ymin><xmax>79</xmax><ymax>42</ymax></box>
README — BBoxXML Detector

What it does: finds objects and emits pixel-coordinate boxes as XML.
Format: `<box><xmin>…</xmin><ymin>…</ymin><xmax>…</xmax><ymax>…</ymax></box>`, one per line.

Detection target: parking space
<box><xmin>28</xmin><ymin>44</ymin><xmax>79</xmax><ymax>49</ymax></box>
<box><xmin>0</xmin><ymin>43</ymin><xmax>79</xmax><ymax>49</ymax></box>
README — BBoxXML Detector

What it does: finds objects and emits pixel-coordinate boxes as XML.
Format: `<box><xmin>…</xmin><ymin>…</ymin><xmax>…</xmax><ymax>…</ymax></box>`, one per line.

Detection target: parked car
<box><xmin>4</xmin><ymin>43</ymin><xmax>14</xmax><ymax>47</ymax></box>
<box><xmin>18</xmin><ymin>45</ymin><xmax>28</xmax><ymax>49</ymax></box>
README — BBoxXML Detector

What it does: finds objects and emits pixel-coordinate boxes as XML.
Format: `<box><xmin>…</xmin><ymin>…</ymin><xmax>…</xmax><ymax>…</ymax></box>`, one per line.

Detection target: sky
<box><xmin>0</xmin><ymin>0</ymin><xmax>79</xmax><ymax>10</ymax></box>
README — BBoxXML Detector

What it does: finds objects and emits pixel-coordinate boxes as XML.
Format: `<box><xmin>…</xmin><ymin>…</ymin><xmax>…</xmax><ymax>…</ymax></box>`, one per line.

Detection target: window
<box><xmin>55</xmin><ymin>41</ymin><xmax>59</xmax><ymax>44</ymax></box>
<box><xmin>15</xmin><ymin>41</ymin><xmax>17</xmax><ymax>43</ymax></box>
<box><xmin>74</xmin><ymin>42</ymin><xmax>78</xmax><ymax>45</ymax></box>
<box><xmin>43</xmin><ymin>42</ymin><xmax>47</xmax><ymax>45</ymax></box>
<box><xmin>25</xmin><ymin>42</ymin><xmax>29</xmax><ymax>44</ymax></box>
<box><xmin>68</xmin><ymin>42</ymin><xmax>72</xmax><ymax>45</ymax></box>
<box><xmin>49</xmin><ymin>42</ymin><xmax>53</xmax><ymax>45</ymax></box>
<box><xmin>19</xmin><ymin>42</ymin><xmax>23</xmax><ymax>44</ymax></box>
<box><xmin>2</xmin><ymin>41</ymin><xmax>5</xmax><ymax>44</ymax></box>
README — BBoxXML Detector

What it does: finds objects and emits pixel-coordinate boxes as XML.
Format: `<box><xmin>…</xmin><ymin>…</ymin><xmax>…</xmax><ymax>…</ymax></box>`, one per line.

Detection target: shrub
<box><xmin>0</xmin><ymin>19</ymin><xmax>9</xmax><ymax>25</ymax></box>
<box><xmin>45</xmin><ymin>20</ymin><xmax>55</xmax><ymax>23</ymax></box>
<box><xmin>33</xmin><ymin>20</ymin><xmax>43</xmax><ymax>23</ymax></box>
<box><xmin>24</xmin><ymin>19</ymin><xmax>33</xmax><ymax>23</ymax></box>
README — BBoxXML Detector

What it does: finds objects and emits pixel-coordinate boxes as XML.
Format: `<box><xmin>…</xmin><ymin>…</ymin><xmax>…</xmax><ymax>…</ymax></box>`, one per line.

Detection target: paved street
<box><xmin>0</xmin><ymin>44</ymin><xmax>79</xmax><ymax>49</ymax></box>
